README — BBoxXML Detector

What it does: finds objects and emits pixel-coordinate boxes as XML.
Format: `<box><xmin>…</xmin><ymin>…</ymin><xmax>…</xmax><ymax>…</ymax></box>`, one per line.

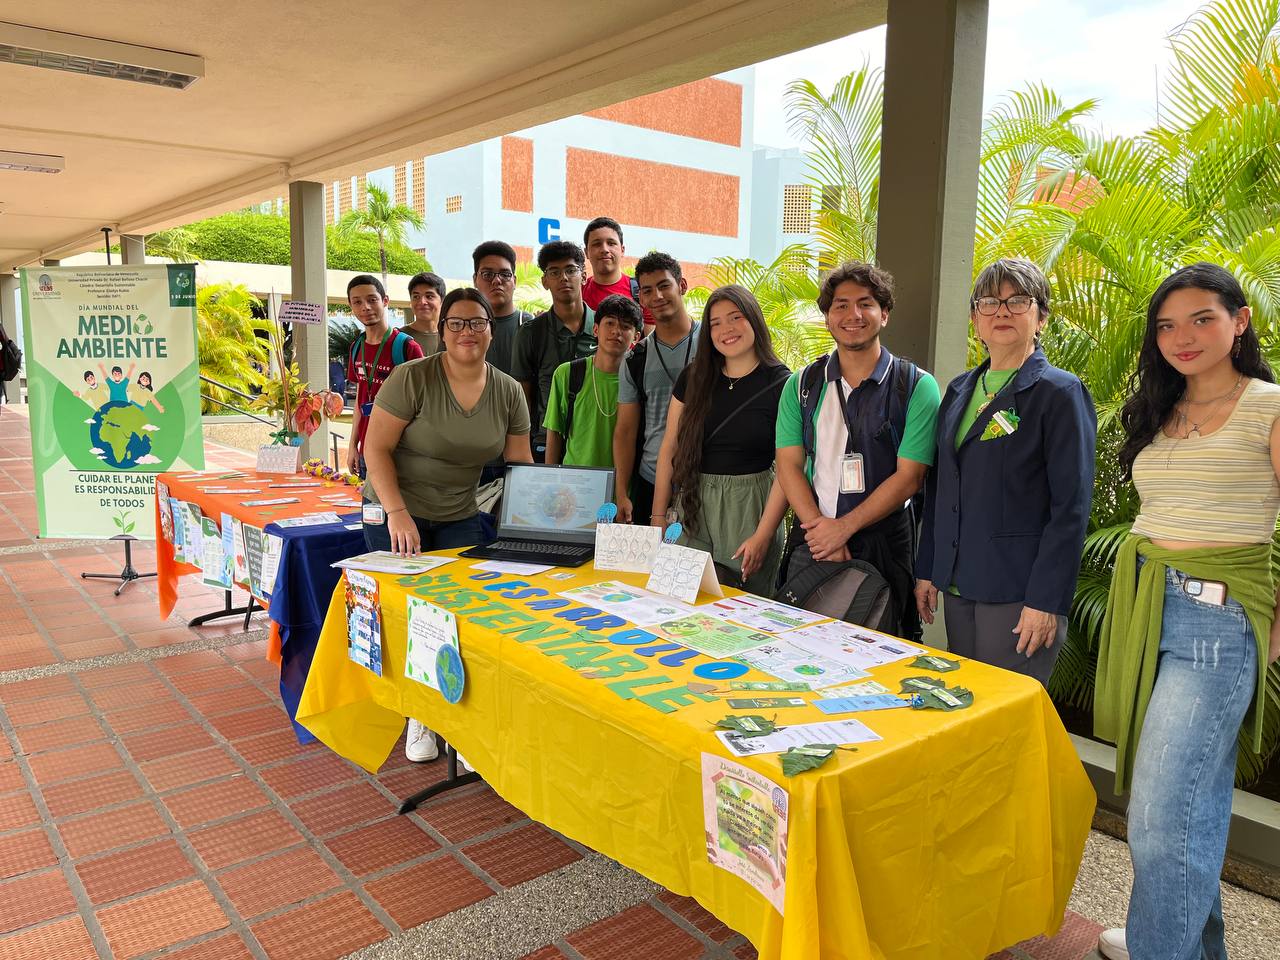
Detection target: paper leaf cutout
<box><xmin>687</xmin><ymin>682</ymin><xmax>719</xmax><ymax>694</ymax></box>
<box><xmin>780</xmin><ymin>743</ymin><xmax>838</xmax><ymax>777</ymax></box>
<box><xmin>714</xmin><ymin>714</ymin><xmax>777</xmax><ymax>736</ymax></box>
<box><xmin>910</xmin><ymin>685</ymin><xmax>975</xmax><ymax>711</ymax></box>
<box><xmin>909</xmin><ymin>655</ymin><xmax>961</xmax><ymax>673</ymax></box>
<box><xmin>899</xmin><ymin>675</ymin><xmax>946</xmax><ymax>694</ymax></box>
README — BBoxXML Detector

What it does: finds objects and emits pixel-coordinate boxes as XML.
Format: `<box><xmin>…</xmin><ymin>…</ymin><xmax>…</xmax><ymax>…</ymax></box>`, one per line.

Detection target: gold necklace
<box><xmin>725</xmin><ymin>360</ymin><xmax>758</xmax><ymax>391</ymax></box>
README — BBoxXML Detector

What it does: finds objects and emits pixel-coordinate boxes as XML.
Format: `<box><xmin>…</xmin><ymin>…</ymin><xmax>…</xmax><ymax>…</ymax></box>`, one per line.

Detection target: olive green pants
<box><xmin>679</xmin><ymin>468</ymin><xmax>782</xmax><ymax>597</ymax></box>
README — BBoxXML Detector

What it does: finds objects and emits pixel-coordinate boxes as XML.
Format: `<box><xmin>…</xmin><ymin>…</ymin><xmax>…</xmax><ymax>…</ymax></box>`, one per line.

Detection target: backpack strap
<box><xmin>886</xmin><ymin>356</ymin><xmax>922</xmax><ymax>447</ymax></box>
<box><xmin>625</xmin><ymin>338</ymin><xmax>649</xmax><ymax>462</ymax></box>
<box><xmin>389</xmin><ymin>329</ymin><xmax>408</xmax><ymax>365</ymax></box>
<box><xmin>561</xmin><ymin>357</ymin><xmax>590</xmax><ymax>448</ymax></box>
<box><xmin>798</xmin><ymin>356</ymin><xmax>828</xmax><ymax>467</ymax></box>
<box><xmin>349</xmin><ymin>333</ymin><xmax>366</xmax><ymax>373</ymax></box>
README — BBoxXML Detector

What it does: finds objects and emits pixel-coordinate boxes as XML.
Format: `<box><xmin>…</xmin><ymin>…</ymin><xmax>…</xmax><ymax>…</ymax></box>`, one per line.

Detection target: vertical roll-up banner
<box><xmin>19</xmin><ymin>264</ymin><xmax>205</xmax><ymax>539</ymax></box>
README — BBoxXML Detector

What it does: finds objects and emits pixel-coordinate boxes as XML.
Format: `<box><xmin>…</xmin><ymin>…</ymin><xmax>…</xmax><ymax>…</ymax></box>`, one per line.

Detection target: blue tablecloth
<box><xmin>263</xmin><ymin>513</ymin><xmax>364</xmax><ymax>741</ymax></box>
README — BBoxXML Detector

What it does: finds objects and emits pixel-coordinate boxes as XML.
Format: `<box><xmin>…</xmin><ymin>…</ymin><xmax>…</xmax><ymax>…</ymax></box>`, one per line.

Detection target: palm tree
<box><xmin>143</xmin><ymin>225</ymin><xmax>197</xmax><ymax>263</ymax></box>
<box><xmin>334</xmin><ymin>184</ymin><xmax>425</xmax><ymax>283</ymax></box>
<box><xmin>196</xmin><ymin>283</ymin><xmax>274</xmax><ymax>415</ymax></box>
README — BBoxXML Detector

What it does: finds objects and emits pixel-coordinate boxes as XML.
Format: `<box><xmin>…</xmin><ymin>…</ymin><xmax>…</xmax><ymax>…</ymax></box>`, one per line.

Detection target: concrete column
<box><xmin>876</xmin><ymin>0</ymin><xmax>988</xmax><ymax>391</ymax></box>
<box><xmin>120</xmin><ymin>235</ymin><xmax>146</xmax><ymax>265</ymax></box>
<box><xmin>288</xmin><ymin>180</ymin><xmax>329</xmax><ymax>462</ymax></box>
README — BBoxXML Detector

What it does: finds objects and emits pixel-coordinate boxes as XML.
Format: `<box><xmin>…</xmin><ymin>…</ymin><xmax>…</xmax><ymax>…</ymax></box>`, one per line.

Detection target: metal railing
<box><xmin>199</xmin><ymin>375</ymin><xmax>277</xmax><ymax>426</ymax></box>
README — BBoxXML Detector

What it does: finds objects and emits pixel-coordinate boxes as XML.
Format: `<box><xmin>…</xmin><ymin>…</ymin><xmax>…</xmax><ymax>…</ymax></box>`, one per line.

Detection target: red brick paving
<box><xmin>567</xmin><ymin>903</ymin><xmax>706</xmax><ymax>960</ymax></box>
<box><xmin>74</xmin><ymin>838</ymin><xmax>197</xmax><ymax>904</ymax></box>
<box><xmin>365</xmin><ymin>854</ymin><xmax>495</xmax><ymax>928</ymax></box>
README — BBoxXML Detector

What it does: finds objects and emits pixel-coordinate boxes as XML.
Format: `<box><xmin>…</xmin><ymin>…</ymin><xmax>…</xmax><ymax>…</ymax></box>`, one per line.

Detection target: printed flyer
<box><xmin>18</xmin><ymin>265</ymin><xmax>204</xmax><ymax>538</ymax></box>
<box><xmin>701</xmin><ymin>754</ymin><xmax>788</xmax><ymax>914</ymax></box>
<box><xmin>405</xmin><ymin>597</ymin><xmax>459</xmax><ymax>692</ymax></box>
<box><xmin>345</xmin><ymin>571</ymin><xmax>383</xmax><ymax>676</ymax></box>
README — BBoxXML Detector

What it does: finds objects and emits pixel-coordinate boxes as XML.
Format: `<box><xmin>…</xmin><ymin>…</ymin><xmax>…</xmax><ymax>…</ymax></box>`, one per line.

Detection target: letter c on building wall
<box><xmin>537</xmin><ymin>217</ymin><xmax>560</xmax><ymax>243</ymax></box>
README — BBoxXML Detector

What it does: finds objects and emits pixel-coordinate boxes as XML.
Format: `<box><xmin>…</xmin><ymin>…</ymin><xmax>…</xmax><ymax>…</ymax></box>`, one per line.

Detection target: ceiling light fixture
<box><xmin>0</xmin><ymin>22</ymin><xmax>203</xmax><ymax>90</ymax></box>
<box><xmin>0</xmin><ymin>150</ymin><xmax>64</xmax><ymax>173</ymax></box>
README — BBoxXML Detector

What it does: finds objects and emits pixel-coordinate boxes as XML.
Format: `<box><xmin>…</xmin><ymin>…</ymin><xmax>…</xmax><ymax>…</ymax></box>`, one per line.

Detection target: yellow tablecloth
<box><xmin>296</xmin><ymin>555</ymin><xmax>1094</xmax><ymax>960</ymax></box>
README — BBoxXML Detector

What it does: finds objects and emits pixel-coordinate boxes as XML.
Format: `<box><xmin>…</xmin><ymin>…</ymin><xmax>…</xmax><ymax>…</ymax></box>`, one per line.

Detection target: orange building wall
<box><xmin>586</xmin><ymin>78</ymin><xmax>742</xmax><ymax>147</ymax></box>
<box><xmin>565</xmin><ymin>148</ymin><xmax>739</xmax><ymax>238</ymax></box>
<box><xmin>502</xmin><ymin>137</ymin><xmax>534</xmax><ymax>213</ymax></box>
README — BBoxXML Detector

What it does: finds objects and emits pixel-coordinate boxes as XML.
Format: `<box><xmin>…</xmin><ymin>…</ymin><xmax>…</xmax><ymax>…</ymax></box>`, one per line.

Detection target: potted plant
<box><xmin>253</xmin><ymin>325</ymin><xmax>344</xmax><ymax>445</ymax></box>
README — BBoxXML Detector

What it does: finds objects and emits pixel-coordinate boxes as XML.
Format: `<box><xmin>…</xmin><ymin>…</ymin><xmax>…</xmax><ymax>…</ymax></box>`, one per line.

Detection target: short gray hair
<box><xmin>970</xmin><ymin>258</ymin><xmax>1051</xmax><ymax>320</ymax></box>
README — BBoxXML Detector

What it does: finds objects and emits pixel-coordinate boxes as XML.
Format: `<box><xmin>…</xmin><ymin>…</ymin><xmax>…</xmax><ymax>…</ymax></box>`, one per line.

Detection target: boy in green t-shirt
<box><xmin>543</xmin><ymin>295</ymin><xmax>642</xmax><ymax>467</ymax></box>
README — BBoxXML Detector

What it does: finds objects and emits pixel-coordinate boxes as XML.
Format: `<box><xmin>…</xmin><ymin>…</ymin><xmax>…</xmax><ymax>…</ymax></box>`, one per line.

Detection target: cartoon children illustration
<box><xmin>98</xmin><ymin>362</ymin><xmax>135</xmax><ymax>404</ymax></box>
<box><xmin>128</xmin><ymin>370</ymin><xmax>165</xmax><ymax>413</ymax></box>
<box><xmin>73</xmin><ymin>370</ymin><xmax>108</xmax><ymax>409</ymax></box>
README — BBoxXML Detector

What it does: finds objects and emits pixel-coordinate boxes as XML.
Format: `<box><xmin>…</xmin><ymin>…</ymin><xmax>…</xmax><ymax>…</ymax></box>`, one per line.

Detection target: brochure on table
<box><xmin>716</xmin><ymin>717</ymin><xmax>882</xmax><ymax>756</ymax></box>
<box><xmin>334</xmin><ymin>552</ymin><xmax>457</xmax><ymax>576</ymax></box>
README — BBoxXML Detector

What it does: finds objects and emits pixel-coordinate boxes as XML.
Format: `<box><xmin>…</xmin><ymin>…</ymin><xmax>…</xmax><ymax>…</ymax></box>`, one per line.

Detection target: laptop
<box><xmin>460</xmin><ymin>463</ymin><xmax>614</xmax><ymax>567</ymax></box>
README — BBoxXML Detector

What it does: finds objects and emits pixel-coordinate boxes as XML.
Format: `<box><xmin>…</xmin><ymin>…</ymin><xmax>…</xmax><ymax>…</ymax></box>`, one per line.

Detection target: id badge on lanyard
<box><xmin>835</xmin><ymin>379</ymin><xmax>866</xmax><ymax>494</ymax></box>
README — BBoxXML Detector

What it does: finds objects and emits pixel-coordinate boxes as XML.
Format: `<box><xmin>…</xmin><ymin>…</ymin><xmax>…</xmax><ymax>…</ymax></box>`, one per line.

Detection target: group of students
<box><xmin>340</xmin><ymin>216</ymin><xmax>1278</xmax><ymax>960</ymax></box>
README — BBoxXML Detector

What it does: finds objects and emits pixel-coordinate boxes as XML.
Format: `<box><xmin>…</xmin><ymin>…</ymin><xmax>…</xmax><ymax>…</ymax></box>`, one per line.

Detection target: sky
<box><xmin>751</xmin><ymin>0</ymin><xmax>1203</xmax><ymax>148</ymax></box>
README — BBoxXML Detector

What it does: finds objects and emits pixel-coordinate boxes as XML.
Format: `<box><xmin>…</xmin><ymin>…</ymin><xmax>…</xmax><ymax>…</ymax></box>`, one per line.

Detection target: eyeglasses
<box><xmin>973</xmin><ymin>295</ymin><xmax>1037</xmax><ymax>316</ymax></box>
<box><xmin>477</xmin><ymin>269</ymin><xmax>515</xmax><ymax>283</ymax></box>
<box><xmin>544</xmin><ymin>266</ymin><xmax>582</xmax><ymax>281</ymax></box>
<box><xmin>443</xmin><ymin>317</ymin><xmax>491</xmax><ymax>332</ymax></box>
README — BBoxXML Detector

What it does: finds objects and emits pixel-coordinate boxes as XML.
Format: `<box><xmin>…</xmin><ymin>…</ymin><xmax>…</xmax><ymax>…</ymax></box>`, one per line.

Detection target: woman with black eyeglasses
<box><xmin>362</xmin><ymin>288</ymin><xmax>533</xmax><ymax>558</ymax></box>
<box><xmin>913</xmin><ymin>258</ymin><xmax>1097</xmax><ymax>684</ymax></box>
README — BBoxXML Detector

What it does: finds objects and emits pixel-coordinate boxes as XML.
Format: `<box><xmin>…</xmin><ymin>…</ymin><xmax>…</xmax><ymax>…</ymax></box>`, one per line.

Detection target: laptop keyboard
<box><xmin>490</xmin><ymin>539</ymin><xmax>591</xmax><ymax>559</ymax></box>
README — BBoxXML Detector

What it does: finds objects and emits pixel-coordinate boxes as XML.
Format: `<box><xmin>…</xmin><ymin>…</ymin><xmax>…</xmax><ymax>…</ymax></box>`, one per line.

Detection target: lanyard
<box><xmin>833</xmin><ymin>367</ymin><xmax>893</xmax><ymax>455</ymax></box>
<box><xmin>361</xmin><ymin>332</ymin><xmax>395</xmax><ymax>401</ymax></box>
<box><xmin>654</xmin><ymin>332</ymin><xmax>694</xmax><ymax>387</ymax></box>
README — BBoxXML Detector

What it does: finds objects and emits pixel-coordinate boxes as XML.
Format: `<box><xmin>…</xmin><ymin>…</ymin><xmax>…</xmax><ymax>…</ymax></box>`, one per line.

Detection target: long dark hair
<box><xmin>137</xmin><ymin>371</ymin><xmax>154</xmax><ymax>392</ymax></box>
<box><xmin>671</xmin><ymin>285</ymin><xmax>783</xmax><ymax>530</ymax></box>
<box><xmin>1117</xmin><ymin>262</ymin><xmax>1272</xmax><ymax>477</ymax></box>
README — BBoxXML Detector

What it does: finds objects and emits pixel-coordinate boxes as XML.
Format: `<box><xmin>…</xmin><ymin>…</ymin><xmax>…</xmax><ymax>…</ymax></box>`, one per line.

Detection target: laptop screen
<box><xmin>498</xmin><ymin>464</ymin><xmax>615</xmax><ymax>545</ymax></box>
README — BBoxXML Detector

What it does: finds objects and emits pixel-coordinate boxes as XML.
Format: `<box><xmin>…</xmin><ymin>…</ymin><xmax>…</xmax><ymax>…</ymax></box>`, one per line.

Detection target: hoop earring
<box><xmin>1233</xmin><ymin>335</ymin><xmax>1242</xmax><ymax>359</ymax></box>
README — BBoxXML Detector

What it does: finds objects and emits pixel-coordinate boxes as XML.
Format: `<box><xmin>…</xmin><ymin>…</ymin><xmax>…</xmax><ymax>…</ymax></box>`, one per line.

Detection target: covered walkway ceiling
<box><xmin>0</xmin><ymin>0</ymin><xmax>884</xmax><ymax>272</ymax></box>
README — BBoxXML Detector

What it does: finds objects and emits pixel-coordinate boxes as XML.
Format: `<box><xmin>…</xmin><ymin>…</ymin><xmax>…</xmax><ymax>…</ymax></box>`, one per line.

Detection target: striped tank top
<box><xmin>1131</xmin><ymin>378</ymin><xmax>1280</xmax><ymax>543</ymax></box>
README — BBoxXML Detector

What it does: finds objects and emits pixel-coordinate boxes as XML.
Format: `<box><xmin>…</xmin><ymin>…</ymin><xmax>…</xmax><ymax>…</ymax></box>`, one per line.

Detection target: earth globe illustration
<box><xmin>90</xmin><ymin>400</ymin><xmax>152</xmax><ymax>469</ymax></box>
<box><xmin>435</xmin><ymin>644</ymin><xmax>465</xmax><ymax>704</ymax></box>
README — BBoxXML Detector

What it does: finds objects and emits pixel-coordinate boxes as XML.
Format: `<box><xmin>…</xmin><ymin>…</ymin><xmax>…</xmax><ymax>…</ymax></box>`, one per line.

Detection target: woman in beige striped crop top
<box><xmin>1094</xmin><ymin>264</ymin><xmax>1280</xmax><ymax>960</ymax></box>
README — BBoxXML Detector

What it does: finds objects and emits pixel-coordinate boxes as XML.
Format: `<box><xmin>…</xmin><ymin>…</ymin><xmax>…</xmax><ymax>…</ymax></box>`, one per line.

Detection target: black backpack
<box><xmin>775</xmin><ymin>549</ymin><xmax>894</xmax><ymax>634</ymax></box>
<box><xmin>0</xmin><ymin>318</ymin><xmax>21</xmax><ymax>383</ymax></box>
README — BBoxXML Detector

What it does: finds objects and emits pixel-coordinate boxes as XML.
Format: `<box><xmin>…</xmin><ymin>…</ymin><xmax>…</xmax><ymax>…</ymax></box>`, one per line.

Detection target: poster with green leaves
<box><xmin>18</xmin><ymin>265</ymin><xmax>204</xmax><ymax>539</ymax></box>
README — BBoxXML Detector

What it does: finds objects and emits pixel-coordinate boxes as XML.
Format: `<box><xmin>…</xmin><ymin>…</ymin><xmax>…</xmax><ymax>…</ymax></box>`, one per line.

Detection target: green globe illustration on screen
<box><xmin>90</xmin><ymin>401</ymin><xmax>153</xmax><ymax>469</ymax></box>
<box><xmin>435</xmin><ymin>644</ymin><xmax>465</xmax><ymax>704</ymax></box>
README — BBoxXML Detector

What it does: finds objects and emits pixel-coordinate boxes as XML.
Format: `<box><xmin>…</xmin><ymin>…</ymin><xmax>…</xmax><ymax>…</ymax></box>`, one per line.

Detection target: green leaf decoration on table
<box><xmin>899</xmin><ymin>675</ymin><xmax>946</xmax><ymax>695</ymax></box>
<box><xmin>714</xmin><ymin>714</ymin><xmax>777</xmax><ymax>737</ymax></box>
<box><xmin>780</xmin><ymin>743</ymin><xmax>838</xmax><ymax>777</ymax></box>
<box><xmin>687</xmin><ymin>682</ymin><xmax>719</xmax><ymax>694</ymax></box>
<box><xmin>909</xmin><ymin>654</ymin><xmax>961</xmax><ymax>673</ymax></box>
<box><xmin>910</xmin><ymin>685</ymin><xmax>975</xmax><ymax>712</ymax></box>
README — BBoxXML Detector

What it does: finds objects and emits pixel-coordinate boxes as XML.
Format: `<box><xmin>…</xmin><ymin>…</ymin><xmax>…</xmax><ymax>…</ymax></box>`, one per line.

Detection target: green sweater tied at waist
<box><xmin>1095</xmin><ymin>536</ymin><xmax>1274</xmax><ymax>793</ymax></box>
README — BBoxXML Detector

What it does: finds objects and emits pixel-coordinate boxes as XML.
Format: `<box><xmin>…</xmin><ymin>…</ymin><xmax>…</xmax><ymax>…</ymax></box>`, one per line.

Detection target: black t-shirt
<box><xmin>673</xmin><ymin>362</ymin><xmax>790</xmax><ymax>475</ymax></box>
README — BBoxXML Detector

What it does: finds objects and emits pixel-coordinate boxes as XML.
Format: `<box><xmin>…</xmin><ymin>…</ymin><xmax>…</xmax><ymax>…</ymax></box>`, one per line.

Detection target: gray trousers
<box><xmin>941</xmin><ymin>593</ymin><xmax>1066</xmax><ymax>687</ymax></box>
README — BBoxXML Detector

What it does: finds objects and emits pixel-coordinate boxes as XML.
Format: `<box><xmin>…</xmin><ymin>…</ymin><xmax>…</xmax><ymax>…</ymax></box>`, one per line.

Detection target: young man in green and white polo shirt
<box><xmin>776</xmin><ymin>261</ymin><xmax>941</xmax><ymax>640</ymax></box>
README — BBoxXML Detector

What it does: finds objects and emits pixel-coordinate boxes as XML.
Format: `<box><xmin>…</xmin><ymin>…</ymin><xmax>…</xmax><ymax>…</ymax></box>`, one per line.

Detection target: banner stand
<box><xmin>80</xmin><ymin>535</ymin><xmax>156</xmax><ymax>597</ymax></box>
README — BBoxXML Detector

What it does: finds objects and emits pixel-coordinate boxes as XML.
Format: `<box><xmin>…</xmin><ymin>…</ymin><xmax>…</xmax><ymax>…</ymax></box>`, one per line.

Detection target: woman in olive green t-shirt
<box><xmin>363</xmin><ymin>288</ymin><xmax>532</xmax><ymax>557</ymax></box>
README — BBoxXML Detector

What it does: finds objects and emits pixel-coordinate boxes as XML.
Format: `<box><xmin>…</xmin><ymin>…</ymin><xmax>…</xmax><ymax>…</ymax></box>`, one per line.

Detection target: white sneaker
<box><xmin>405</xmin><ymin>719</ymin><xmax>439</xmax><ymax>762</ymax></box>
<box><xmin>458</xmin><ymin>753</ymin><xmax>475</xmax><ymax>773</ymax></box>
<box><xmin>1097</xmin><ymin>928</ymin><xmax>1128</xmax><ymax>960</ymax></box>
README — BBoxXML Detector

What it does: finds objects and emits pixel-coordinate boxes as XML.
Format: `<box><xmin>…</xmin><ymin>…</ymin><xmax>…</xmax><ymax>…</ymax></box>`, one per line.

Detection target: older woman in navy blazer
<box><xmin>914</xmin><ymin>259</ymin><xmax>1096</xmax><ymax>685</ymax></box>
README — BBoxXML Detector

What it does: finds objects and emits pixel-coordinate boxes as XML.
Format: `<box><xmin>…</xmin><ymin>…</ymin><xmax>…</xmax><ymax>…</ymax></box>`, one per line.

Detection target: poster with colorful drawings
<box><xmin>345</xmin><ymin>571</ymin><xmax>383</xmax><ymax>676</ymax></box>
<box><xmin>18</xmin><ymin>265</ymin><xmax>204</xmax><ymax>539</ymax></box>
<box><xmin>701</xmin><ymin>754</ymin><xmax>788</xmax><ymax>915</ymax></box>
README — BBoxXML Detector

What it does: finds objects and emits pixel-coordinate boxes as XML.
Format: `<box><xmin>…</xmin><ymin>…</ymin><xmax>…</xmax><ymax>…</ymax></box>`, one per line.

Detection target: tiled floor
<box><xmin>0</xmin><ymin>406</ymin><xmax>1121</xmax><ymax>959</ymax></box>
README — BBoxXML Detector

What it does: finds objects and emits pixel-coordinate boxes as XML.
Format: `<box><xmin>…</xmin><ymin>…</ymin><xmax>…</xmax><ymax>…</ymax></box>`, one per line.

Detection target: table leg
<box><xmin>397</xmin><ymin>738</ymin><xmax>481</xmax><ymax>815</ymax></box>
<box><xmin>188</xmin><ymin>589</ymin><xmax>256</xmax><ymax>627</ymax></box>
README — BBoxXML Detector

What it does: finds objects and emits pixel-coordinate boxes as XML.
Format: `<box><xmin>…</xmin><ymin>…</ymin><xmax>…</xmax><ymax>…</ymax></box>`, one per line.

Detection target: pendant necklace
<box><xmin>1173</xmin><ymin>374</ymin><xmax>1243</xmax><ymax>439</ymax></box>
<box><xmin>725</xmin><ymin>360</ymin><xmax>758</xmax><ymax>391</ymax></box>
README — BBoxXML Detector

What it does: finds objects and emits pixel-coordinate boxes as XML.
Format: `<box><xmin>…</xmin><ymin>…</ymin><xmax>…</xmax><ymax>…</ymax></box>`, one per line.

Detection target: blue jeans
<box><xmin>1126</xmin><ymin>566</ymin><xmax>1257</xmax><ymax>960</ymax></box>
<box><xmin>363</xmin><ymin>511</ymin><xmax>485</xmax><ymax>552</ymax></box>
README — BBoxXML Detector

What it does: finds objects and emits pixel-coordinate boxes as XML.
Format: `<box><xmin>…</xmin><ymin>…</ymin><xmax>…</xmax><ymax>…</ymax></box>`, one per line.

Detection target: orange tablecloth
<box><xmin>153</xmin><ymin>469</ymin><xmax>364</xmax><ymax>662</ymax></box>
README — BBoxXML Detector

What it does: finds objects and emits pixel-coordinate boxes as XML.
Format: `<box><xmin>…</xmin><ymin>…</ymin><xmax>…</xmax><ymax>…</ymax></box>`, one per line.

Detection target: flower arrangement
<box><xmin>252</xmin><ymin>326</ymin><xmax>345</xmax><ymax>445</ymax></box>
<box><xmin>303</xmin><ymin>458</ymin><xmax>364</xmax><ymax>488</ymax></box>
